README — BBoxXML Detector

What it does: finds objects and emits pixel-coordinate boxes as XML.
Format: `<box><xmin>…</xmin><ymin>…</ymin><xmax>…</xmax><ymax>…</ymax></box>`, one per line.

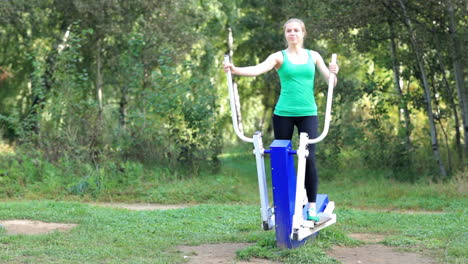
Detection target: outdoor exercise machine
<box><xmin>224</xmin><ymin>54</ymin><xmax>337</xmax><ymax>249</ymax></box>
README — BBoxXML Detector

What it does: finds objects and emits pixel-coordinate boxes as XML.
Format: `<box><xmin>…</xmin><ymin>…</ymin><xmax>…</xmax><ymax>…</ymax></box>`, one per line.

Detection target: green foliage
<box><xmin>0</xmin><ymin>0</ymin><xmax>466</xmax><ymax>194</ymax></box>
<box><xmin>0</xmin><ymin>146</ymin><xmax>256</xmax><ymax>203</ymax></box>
<box><xmin>112</xmin><ymin>52</ymin><xmax>222</xmax><ymax>173</ymax></box>
<box><xmin>0</xmin><ymin>0</ymin><xmax>226</xmax><ymax>176</ymax></box>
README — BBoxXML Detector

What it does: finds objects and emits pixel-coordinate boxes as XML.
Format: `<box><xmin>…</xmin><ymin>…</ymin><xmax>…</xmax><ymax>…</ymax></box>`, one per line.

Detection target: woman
<box><xmin>223</xmin><ymin>18</ymin><xmax>339</xmax><ymax>222</ymax></box>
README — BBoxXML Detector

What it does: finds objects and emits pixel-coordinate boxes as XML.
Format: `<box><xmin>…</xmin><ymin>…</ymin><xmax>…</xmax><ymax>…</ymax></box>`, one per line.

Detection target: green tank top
<box><xmin>274</xmin><ymin>49</ymin><xmax>317</xmax><ymax>116</ymax></box>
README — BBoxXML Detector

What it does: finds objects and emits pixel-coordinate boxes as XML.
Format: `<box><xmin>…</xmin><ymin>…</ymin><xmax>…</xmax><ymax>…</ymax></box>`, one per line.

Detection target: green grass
<box><xmin>321</xmin><ymin>172</ymin><xmax>467</xmax><ymax>212</ymax></box>
<box><xmin>0</xmin><ymin>201</ymin><xmax>465</xmax><ymax>264</ymax></box>
<box><xmin>0</xmin><ymin>145</ymin><xmax>467</xmax><ymax>263</ymax></box>
<box><xmin>0</xmin><ymin>201</ymin><xmax>267</xmax><ymax>263</ymax></box>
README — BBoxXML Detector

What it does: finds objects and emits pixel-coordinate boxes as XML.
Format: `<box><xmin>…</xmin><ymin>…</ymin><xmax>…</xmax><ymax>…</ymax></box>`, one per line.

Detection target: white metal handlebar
<box><xmin>224</xmin><ymin>55</ymin><xmax>253</xmax><ymax>143</ymax></box>
<box><xmin>308</xmin><ymin>54</ymin><xmax>337</xmax><ymax>144</ymax></box>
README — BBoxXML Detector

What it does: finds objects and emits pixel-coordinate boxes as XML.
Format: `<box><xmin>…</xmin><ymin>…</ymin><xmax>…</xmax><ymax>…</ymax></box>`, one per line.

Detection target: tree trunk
<box><xmin>431</xmin><ymin>75</ymin><xmax>452</xmax><ymax>173</ymax></box>
<box><xmin>96</xmin><ymin>39</ymin><xmax>103</xmax><ymax>122</ymax></box>
<box><xmin>388</xmin><ymin>19</ymin><xmax>412</xmax><ymax>151</ymax></box>
<box><xmin>398</xmin><ymin>0</ymin><xmax>447</xmax><ymax>178</ymax></box>
<box><xmin>28</xmin><ymin>25</ymin><xmax>71</xmax><ymax>135</ymax></box>
<box><xmin>119</xmin><ymin>85</ymin><xmax>128</xmax><ymax>131</ymax></box>
<box><xmin>447</xmin><ymin>0</ymin><xmax>467</xmax><ymax>157</ymax></box>
<box><xmin>141</xmin><ymin>66</ymin><xmax>150</xmax><ymax>131</ymax></box>
<box><xmin>90</xmin><ymin>38</ymin><xmax>104</xmax><ymax>165</ymax></box>
<box><xmin>433</xmin><ymin>27</ymin><xmax>462</xmax><ymax>159</ymax></box>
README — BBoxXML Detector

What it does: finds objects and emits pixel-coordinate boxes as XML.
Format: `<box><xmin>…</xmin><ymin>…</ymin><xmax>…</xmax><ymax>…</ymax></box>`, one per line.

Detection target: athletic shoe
<box><xmin>307</xmin><ymin>209</ymin><xmax>320</xmax><ymax>222</ymax></box>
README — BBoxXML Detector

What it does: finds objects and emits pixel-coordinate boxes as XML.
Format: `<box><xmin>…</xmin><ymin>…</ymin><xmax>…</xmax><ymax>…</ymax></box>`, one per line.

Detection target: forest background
<box><xmin>0</xmin><ymin>0</ymin><xmax>466</xmax><ymax>199</ymax></box>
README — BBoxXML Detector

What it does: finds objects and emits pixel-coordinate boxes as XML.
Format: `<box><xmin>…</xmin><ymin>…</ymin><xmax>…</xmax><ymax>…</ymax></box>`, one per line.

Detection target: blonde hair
<box><xmin>283</xmin><ymin>18</ymin><xmax>307</xmax><ymax>38</ymax></box>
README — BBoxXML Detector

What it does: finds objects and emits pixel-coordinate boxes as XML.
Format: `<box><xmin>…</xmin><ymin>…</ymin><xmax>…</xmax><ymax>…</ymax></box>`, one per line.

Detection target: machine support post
<box><xmin>253</xmin><ymin>132</ymin><xmax>274</xmax><ymax>230</ymax></box>
<box><xmin>291</xmin><ymin>133</ymin><xmax>309</xmax><ymax>234</ymax></box>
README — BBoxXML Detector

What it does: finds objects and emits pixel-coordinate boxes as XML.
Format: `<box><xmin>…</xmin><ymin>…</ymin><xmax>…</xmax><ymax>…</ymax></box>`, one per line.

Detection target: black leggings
<box><xmin>273</xmin><ymin>115</ymin><xmax>318</xmax><ymax>203</ymax></box>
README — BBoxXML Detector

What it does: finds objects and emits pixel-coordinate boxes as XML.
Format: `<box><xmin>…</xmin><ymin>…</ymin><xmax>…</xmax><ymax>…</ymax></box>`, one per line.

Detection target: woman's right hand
<box><xmin>222</xmin><ymin>52</ymin><xmax>279</xmax><ymax>77</ymax></box>
<box><xmin>223</xmin><ymin>61</ymin><xmax>235</xmax><ymax>73</ymax></box>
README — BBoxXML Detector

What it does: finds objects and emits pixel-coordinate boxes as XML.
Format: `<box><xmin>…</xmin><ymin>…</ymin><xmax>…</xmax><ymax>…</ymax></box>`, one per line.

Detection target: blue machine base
<box><xmin>270</xmin><ymin>139</ymin><xmax>330</xmax><ymax>249</ymax></box>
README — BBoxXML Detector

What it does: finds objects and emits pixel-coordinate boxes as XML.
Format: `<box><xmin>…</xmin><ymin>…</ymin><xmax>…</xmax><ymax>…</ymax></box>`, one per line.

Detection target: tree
<box><xmin>446</xmin><ymin>0</ymin><xmax>467</xmax><ymax>157</ymax></box>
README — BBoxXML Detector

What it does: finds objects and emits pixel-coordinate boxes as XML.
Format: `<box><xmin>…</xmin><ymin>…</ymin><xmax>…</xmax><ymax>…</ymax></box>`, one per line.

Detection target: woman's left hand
<box><xmin>329</xmin><ymin>63</ymin><xmax>339</xmax><ymax>75</ymax></box>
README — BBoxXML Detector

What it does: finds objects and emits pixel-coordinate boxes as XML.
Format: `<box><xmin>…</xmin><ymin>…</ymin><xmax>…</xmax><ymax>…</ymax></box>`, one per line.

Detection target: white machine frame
<box><xmin>224</xmin><ymin>55</ymin><xmax>275</xmax><ymax>230</ymax></box>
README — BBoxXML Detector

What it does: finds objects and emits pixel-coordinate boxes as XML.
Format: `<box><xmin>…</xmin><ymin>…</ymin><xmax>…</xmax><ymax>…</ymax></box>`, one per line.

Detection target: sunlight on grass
<box><xmin>0</xmin><ymin>142</ymin><xmax>14</xmax><ymax>155</ymax></box>
<box><xmin>218</xmin><ymin>152</ymin><xmax>250</xmax><ymax>158</ymax></box>
<box><xmin>450</xmin><ymin>168</ymin><xmax>468</xmax><ymax>196</ymax></box>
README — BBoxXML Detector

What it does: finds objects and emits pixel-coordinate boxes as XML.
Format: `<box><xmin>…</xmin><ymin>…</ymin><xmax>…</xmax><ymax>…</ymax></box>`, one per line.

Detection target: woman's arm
<box><xmin>223</xmin><ymin>52</ymin><xmax>282</xmax><ymax>77</ymax></box>
<box><xmin>314</xmin><ymin>51</ymin><xmax>339</xmax><ymax>87</ymax></box>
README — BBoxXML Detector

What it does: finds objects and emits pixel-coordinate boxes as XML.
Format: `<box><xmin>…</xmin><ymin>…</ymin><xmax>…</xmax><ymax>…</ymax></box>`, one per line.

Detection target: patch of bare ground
<box><xmin>176</xmin><ymin>243</ymin><xmax>281</xmax><ymax>264</ymax></box>
<box><xmin>90</xmin><ymin>203</ymin><xmax>191</xmax><ymax>211</ymax></box>
<box><xmin>0</xmin><ymin>220</ymin><xmax>77</xmax><ymax>235</ymax></box>
<box><xmin>328</xmin><ymin>233</ymin><xmax>437</xmax><ymax>264</ymax></box>
<box><xmin>328</xmin><ymin>244</ymin><xmax>437</xmax><ymax>264</ymax></box>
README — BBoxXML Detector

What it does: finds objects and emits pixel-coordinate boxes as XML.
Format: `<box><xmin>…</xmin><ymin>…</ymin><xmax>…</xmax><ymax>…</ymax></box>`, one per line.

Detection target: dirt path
<box><xmin>0</xmin><ymin>220</ymin><xmax>76</xmax><ymax>235</ymax></box>
<box><xmin>328</xmin><ymin>233</ymin><xmax>437</xmax><ymax>264</ymax></box>
<box><xmin>328</xmin><ymin>244</ymin><xmax>436</xmax><ymax>264</ymax></box>
<box><xmin>176</xmin><ymin>243</ymin><xmax>280</xmax><ymax>264</ymax></box>
<box><xmin>176</xmin><ymin>233</ymin><xmax>437</xmax><ymax>264</ymax></box>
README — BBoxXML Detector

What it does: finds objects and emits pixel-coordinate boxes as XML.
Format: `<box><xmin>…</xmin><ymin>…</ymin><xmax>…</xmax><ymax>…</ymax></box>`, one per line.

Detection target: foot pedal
<box><xmin>301</xmin><ymin>214</ymin><xmax>332</xmax><ymax>229</ymax></box>
<box><xmin>314</xmin><ymin>213</ymin><xmax>332</xmax><ymax>227</ymax></box>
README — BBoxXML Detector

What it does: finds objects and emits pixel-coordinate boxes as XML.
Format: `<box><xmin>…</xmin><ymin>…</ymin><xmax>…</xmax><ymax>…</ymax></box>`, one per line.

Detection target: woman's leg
<box><xmin>273</xmin><ymin>114</ymin><xmax>295</xmax><ymax>140</ymax></box>
<box><xmin>297</xmin><ymin>116</ymin><xmax>319</xmax><ymax>203</ymax></box>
